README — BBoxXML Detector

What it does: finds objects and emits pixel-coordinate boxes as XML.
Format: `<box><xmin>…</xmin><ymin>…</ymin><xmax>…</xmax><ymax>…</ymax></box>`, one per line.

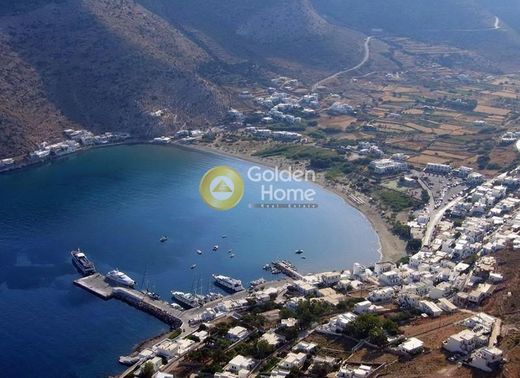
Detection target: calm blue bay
<box><xmin>0</xmin><ymin>144</ymin><xmax>379</xmax><ymax>377</ymax></box>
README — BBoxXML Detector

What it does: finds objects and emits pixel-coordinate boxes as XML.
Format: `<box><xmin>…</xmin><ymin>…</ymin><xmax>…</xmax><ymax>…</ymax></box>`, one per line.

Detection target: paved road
<box><xmin>312</xmin><ymin>36</ymin><xmax>373</xmax><ymax>91</ymax></box>
<box><xmin>489</xmin><ymin>318</ymin><xmax>502</xmax><ymax>347</ymax></box>
<box><xmin>418</xmin><ymin>176</ymin><xmax>435</xmax><ymax>215</ymax></box>
<box><xmin>423</xmin><ymin>196</ymin><xmax>462</xmax><ymax>246</ymax></box>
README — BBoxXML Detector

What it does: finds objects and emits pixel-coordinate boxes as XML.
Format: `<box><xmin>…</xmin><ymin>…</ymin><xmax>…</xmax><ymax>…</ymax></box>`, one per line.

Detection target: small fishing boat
<box><xmin>196</xmin><ymin>249</ymin><xmax>203</xmax><ymax>255</ymax></box>
<box><xmin>160</xmin><ymin>236</ymin><xmax>168</xmax><ymax>243</ymax></box>
<box><xmin>250</xmin><ymin>278</ymin><xmax>266</xmax><ymax>288</ymax></box>
<box><xmin>142</xmin><ymin>290</ymin><xmax>160</xmax><ymax>300</ymax></box>
<box><xmin>229</xmin><ymin>254</ymin><xmax>235</xmax><ymax>258</ymax></box>
<box><xmin>227</xmin><ymin>249</ymin><xmax>233</xmax><ymax>254</ymax></box>
<box><xmin>170</xmin><ymin>302</ymin><xmax>184</xmax><ymax>311</ymax></box>
<box><xmin>212</xmin><ymin>245</ymin><xmax>219</xmax><ymax>251</ymax></box>
<box><xmin>295</xmin><ymin>249</ymin><xmax>304</xmax><ymax>254</ymax></box>
<box><xmin>190</xmin><ymin>264</ymin><xmax>197</xmax><ymax>270</ymax></box>
<box><xmin>222</xmin><ymin>235</ymin><xmax>227</xmax><ymax>239</ymax></box>
<box><xmin>119</xmin><ymin>356</ymin><xmax>139</xmax><ymax>366</ymax></box>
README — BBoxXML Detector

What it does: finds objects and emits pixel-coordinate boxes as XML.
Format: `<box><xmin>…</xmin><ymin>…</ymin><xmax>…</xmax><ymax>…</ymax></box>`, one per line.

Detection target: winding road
<box><xmin>312</xmin><ymin>36</ymin><xmax>373</xmax><ymax>91</ymax></box>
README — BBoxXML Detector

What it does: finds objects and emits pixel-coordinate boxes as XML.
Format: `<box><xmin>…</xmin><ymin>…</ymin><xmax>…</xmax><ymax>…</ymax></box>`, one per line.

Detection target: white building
<box><xmin>147</xmin><ymin>356</ymin><xmax>163</xmax><ymax>372</ymax></box>
<box><xmin>374</xmin><ymin>262</ymin><xmax>396</xmax><ymax>275</ymax></box>
<box><xmin>0</xmin><ymin>158</ymin><xmax>15</xmax><ymax>168</ymax></box>
<box><xmin>353</xmin><ymin>300</ymin><xmax>382</xmax><ymax>314</ymax></box>
<box><xmin>319</xmin><ymin>312</ymin><xmax>357</xmax><ymax>334</ymax></box>
<box><xmin>443</xmin><ymin>329</ymin><xmax>478</xmax><ymax>353</ymax></box>
<box><xmin>398</xmin><ymin>337</ymin><xmax>424</xmax><ymax>354</ymax></box>
<box><xmin>368</xmin><ymin>287</ymin><xmax>394</xmax><ymax>303</ymax></box>
<box><xmin>278</xmin><ymin>352</ymin><xmax>307</xmax><ymax>370</ymax></box>
<box><xmin>468</xmin><ymin>283</ymin><xmax>494</xmax><ymax>305</ymax></box>
<box><xmin>292</xmin><ymin>280</ymin><xmax>319</xmax><ymax>296</ymax></box>
<box><xmin>468</xmin><ymin>347</ymin><xmax>503</xmax><ymax>372</ymax></box>
<box><xmin>261</xmin><ymin>331</ymin><xmax>284</xmax><ymax>347</ymax></box>
<box><xmin>280</xmin><ymin>317</ymin><xmax>298</xmax><ymax>328</ymax></box>
<box><xmin>227</xmin><ymin>326</ymin><xmax>249</xmax><ymax>341</ymax></box>
<box><xmin>293</xmin><ymin>341</ymin><xmax>317</xmax><ymax>354</ymax></box>
<box><xmin>437</xmin><ymin>298</ymin><xmax>458</xmax><ymax>313</ymax></box>
<box><xmin>370</xmin><ymin>159</ymin><xmax>408</xmax><ymax>175</ymax></box>
<box><xmin>227</xmin><ymin>354</ymin><xmax>255</xmax><ymax>375</ymax></box>
<box><xmin>379</xmin><ymin>270</ymin><xmax>402</xmax><ymax>286</ymax></box>
<box><xmin>419</xmin><ymin>300</ymin><xmax>443</xmax><ymax>317</ymax></box>
<box><xmin>425</xmin><ymin>163</ymin><xmax>452</xmax><ymax>174</ymax></box>
<box><xmin>320</xmin><ymin>272</ymin><xmax>341</xmax><ymax>286</ymax></box>
<box><xmin>336</xmin><ymin>364</ymin><xmax>372</xmax><ymax>378</ymax></box>
<box><xmin>155</xmin><ymin>338</ymin><xmax>195</xmax><ymax>359</ymax></box>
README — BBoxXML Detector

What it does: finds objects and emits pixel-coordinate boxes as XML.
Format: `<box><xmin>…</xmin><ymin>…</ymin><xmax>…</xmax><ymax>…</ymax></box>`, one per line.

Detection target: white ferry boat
<box><xmin>212</xmin><ymin>274</ymin><xmax>244</xmax><ymax>292</ymax></box>
<box><xmin>106</xmin><ymin>269</ymin><xmax>136</xmax><ymax>288</ymax></box>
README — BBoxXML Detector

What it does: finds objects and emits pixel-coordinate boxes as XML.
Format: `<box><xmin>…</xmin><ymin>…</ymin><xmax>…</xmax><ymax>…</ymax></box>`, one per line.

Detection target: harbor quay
<box><xmin>74</xmin><ymin>273</ymin><xmax>183</xmax><ymax>327</ymax></box>
<box><xmin>74</xmin><ymin>271</ymin><xmax>293</xmax><ymax>331</ymax></box>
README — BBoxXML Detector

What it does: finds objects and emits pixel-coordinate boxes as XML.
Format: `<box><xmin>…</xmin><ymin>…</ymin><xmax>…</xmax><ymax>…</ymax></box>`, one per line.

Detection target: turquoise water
<box><xmin>0</xmin><ymin>144</ymin><xmax>379</xmax><ymax>377</ymax></box>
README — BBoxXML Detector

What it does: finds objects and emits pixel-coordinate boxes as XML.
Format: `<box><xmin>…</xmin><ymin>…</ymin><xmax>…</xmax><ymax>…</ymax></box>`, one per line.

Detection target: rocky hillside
<box><xmin>138</xmin><ymin>0</ymin><xmax>370</xmax><ymax>78</ymax></box>
<box><xmin>0</xmin><ymin>0</ymin><xmax>232</xmax><ymax>158</ymax></box>
<box><xmin>312</xmin><ymin>0</ymin><xmax>520</xmax><ymax>71</ymax></box>
<box><xmin>0</xmin><ymin>0</ymin><xmax>375</xmax><ymax>158</ymax></box>
<box><xmin>2</xmin><ymin>0</ymin><xmax>520</xmax><ymax>158</ymax></box>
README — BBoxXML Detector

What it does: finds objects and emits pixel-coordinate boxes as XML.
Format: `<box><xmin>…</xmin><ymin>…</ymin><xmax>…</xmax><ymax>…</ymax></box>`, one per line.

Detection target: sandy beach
<box><xmin>180</xmin><ymin>142</ymin><xmax>406</xmax><ymax>263</ymax></box>
<box><xmin>3</xmin><ymin>139</ymin><xmax>406</xmax><ymax>263</ymax></box>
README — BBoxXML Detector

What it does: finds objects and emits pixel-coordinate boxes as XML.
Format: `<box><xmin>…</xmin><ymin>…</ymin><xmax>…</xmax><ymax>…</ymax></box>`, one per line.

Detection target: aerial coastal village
<box><xmin>4</xmin><ymin>72</ymin><xmax>520</xmax><ymax>376</ymax></box>
<box><xmin>3</xmin><ymin>2</ymin><xmax>520</xmax><ymax>377</ymax></box>
<box><xmin>110</xmin><ymin>165</ymin><xmax>519</xmax><ymax>377</ymax></box>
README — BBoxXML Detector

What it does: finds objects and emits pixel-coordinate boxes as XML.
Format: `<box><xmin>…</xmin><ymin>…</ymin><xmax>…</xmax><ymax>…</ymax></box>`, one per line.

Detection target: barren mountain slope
<box><xmin>0</xmin><ymin>0</ymin><xmax>229</xmax><ymax>158</ymax></box>
<box><xmin>138</xmin><ymin>0</ymin><xmax>384</xmax><ymax>80</ymax></box>
<box><xmin>312</xmin><ymin>0</ymin><xmax>520</xmax><ymax>71</ymax></box>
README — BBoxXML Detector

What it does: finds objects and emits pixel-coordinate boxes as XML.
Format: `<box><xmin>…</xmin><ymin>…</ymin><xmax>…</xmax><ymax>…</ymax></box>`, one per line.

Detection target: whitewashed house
<box><xmin>379</xmin><ymin>271</ymin><xmax>401</xmax><ymax>286</ymax></box>
<box><xmin>227</xmin><ymin>326</ymin><xmax>249</xmax><ymax>341</ymax></box>
<box><xmin>398</xmin><ymin>337</ymin><xmax>424</xmax><ymax>354</ymax></box>
<box><xmin>443</xmin><ymin>329</ymin><xmax>478</xmax><ymax>353</ymax></box>
<box><xmin>468</xmin><ymin>347</ymin><xmax>503</xmax><ymax>372</ymax></box>
<box><xmin>279</xmin><ymin>352</ymin><xmax>307</xmax><ymax>370</ymax></box>
<box><xmin>227</xmin><ymin>354</ymin><xmax>255</xmax><ymax>374</ymax></box>
<box><xmin>368</xmin><ymin>287</ymin><xmax>394</xmax><ymax>303</ymax></box>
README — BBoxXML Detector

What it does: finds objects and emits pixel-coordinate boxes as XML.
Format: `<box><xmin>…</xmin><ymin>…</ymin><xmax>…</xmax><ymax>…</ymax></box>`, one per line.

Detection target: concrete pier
<box><xmin>74</xmin><ymin>273</ymin><xmax>114</xmax><ymax>299</ymax></box>
<box><xmin>272</xmin><ymin>260</ymin><xmax>303</xmax><ymax>280</ymax></box>
<box><xmin>74</xmin><ymin>273</ymin><xmax>182</xmax><ymax>327</ymax></box>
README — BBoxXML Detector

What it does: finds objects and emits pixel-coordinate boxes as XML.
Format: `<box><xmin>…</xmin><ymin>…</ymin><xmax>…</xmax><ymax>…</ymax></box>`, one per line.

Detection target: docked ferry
<box><xmin>212</xmin><ymin>274</ymin><xmax>244</xmax><ymax>292</ymax></box>
<box><xmin>71</xmin><ymin>249</ymin><xmax>96</xmax><ymax>276</ymax></box>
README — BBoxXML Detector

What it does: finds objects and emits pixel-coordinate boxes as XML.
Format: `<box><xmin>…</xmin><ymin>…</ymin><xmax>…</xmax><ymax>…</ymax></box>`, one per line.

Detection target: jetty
<box><xmin>74</xmin><ymin>274</ymin><xmax>182</xmax><ymax>327</ymax></box>
<box><xmin>271</xmin><ymin>260</ymin><xmax>303</xmax><ymax>280</ymax></box>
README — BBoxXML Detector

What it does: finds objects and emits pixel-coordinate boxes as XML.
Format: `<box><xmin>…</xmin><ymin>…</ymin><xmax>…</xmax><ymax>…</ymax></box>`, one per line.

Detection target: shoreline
<box><xmin>178</xmin><ymin>142</ymin><xmax>406</xmax><ymax>263</ymax></box>
<box><xmin>3</xmin><ymin>139</ymin><xmax>405</xmax><ymax>263</ymax></box>
<box><xmin>0</xmin><ymin>139</ymin><xmax>143</xmax><ymax>175</ymax></box>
